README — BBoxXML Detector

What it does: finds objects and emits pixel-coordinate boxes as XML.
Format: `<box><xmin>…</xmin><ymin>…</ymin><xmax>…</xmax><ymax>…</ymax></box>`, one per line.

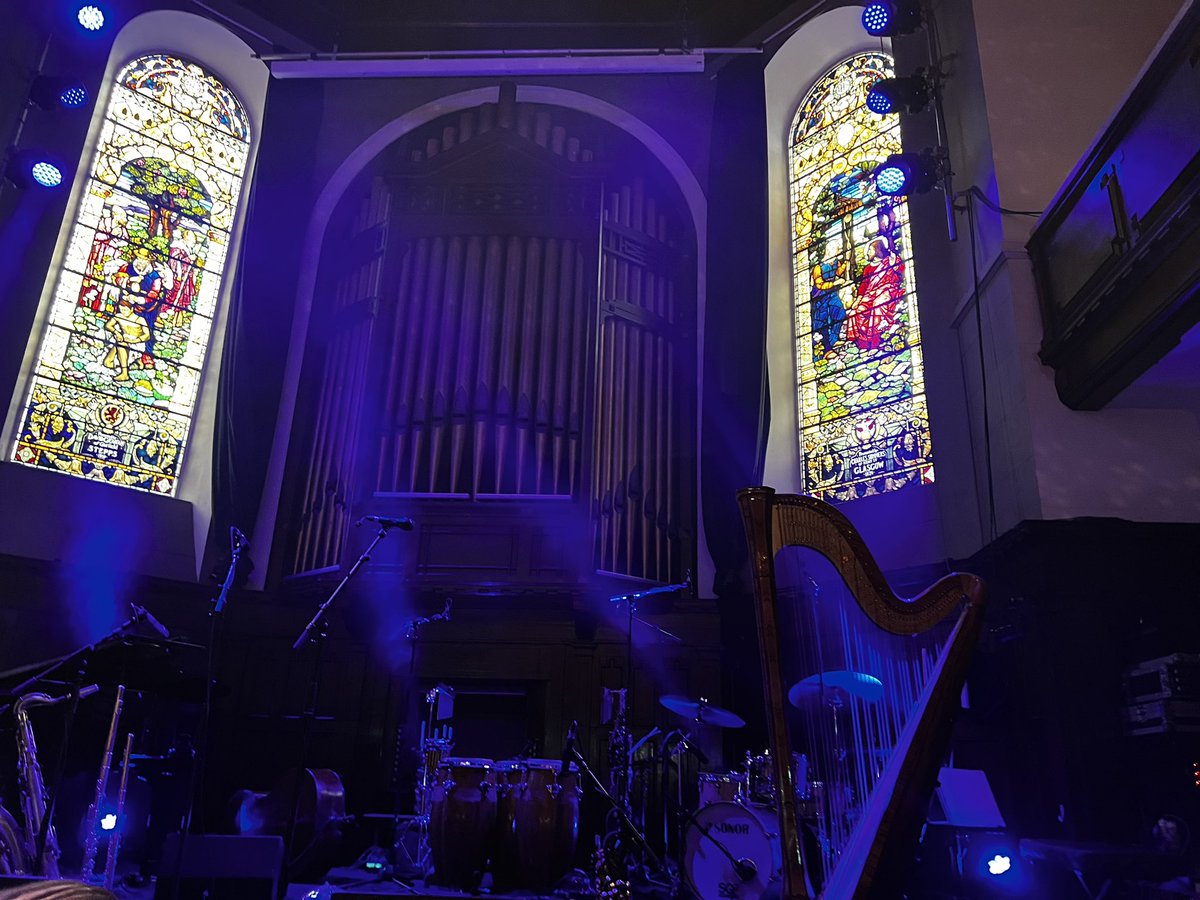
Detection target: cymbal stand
<box><xmin>606</xmin><ymin>572</ymin><xmax>690</xmax><ymax>825</ymax></box>
<box><xmin>290</xmin><ymin>521</ymin><xmax>406</xmax><ymax>864</ymax></box>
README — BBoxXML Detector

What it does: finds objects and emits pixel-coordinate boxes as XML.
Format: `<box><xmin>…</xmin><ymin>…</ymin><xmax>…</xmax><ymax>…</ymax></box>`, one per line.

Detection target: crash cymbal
<box><xmin>659</xmin><ymin>694</ymin><xmax>745</xmax><ymax>728</ymax></box>
<box><xmin>788</xmin><ymin>670</ymin><xmax>884</xmax><ymax>707</ymax></box>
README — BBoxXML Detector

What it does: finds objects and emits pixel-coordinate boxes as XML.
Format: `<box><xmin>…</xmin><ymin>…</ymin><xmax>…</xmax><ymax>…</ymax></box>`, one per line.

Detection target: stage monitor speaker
<box><xmin>154</xmin><ymin>833</ymin><xmax>283</xmax><ymax>900</ymax></box>
<box><xmin>927</xmin><ymin>767</ymin><xmax>1006</xmax><ymax>829</ymax></box>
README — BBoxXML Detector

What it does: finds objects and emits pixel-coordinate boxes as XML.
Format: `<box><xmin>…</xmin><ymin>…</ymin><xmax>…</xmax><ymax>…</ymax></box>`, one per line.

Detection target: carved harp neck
<box><xmin>737</xmin><ymin>486</ymin><xmax>987</xmax><ymax>899</ymax></box>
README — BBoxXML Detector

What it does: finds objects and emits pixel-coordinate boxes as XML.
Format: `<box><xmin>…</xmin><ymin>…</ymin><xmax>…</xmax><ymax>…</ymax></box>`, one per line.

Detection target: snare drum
<box><xmin>683</xmin><ymin>802</ymin><xmax>781</xmax><ymax>900</ymax></box>
<box><xmin>698</xmin><ymin>771</ymin><xmax>746</xmax><ymax>806</ymax></box>
<box><xmin>429</xmin><ymin>757</ymin><xmax>495</xmax><ymax>889</ymax></box>
<box><xmin>513</xmin><ymin>758</ymin><xmax>581</xmax><ymax>891</ymax></box>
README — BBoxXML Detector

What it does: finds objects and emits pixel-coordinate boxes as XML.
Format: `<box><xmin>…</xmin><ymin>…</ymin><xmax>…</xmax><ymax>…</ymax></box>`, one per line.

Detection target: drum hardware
<box><xmin>566</xmin><ymin>725</ymin><xmax>667</xmax><ymax>888</ymax></box>
<box><xmin>606</xmin><ymin>573</ymin><xmax>692</xmax><ymax>821</ymax></box>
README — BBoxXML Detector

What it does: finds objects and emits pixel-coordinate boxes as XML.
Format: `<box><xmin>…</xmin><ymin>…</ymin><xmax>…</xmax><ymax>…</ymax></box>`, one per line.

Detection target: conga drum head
<box><xmin>683</xmin><ymin>802</ymin><xmax>780</xmax><ymax>900</ymax></box>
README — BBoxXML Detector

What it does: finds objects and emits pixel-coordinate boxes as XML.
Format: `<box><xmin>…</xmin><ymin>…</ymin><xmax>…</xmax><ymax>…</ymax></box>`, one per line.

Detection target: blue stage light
<box><xmin>31</xmin><ymin>76</ymin><xmax>90</xmax><ymax>112</ymax></box>
<box><xmin>875</xmin><ymin>162</ymin><xmax>909</xmax><ymax>196</ymax></box>
<box><xmin>862</xmin><ymin>2</ymin><xmax>892</xmax><ymax>35</ymax></box>
<box><xmin>60</xmin><ymin>85</ymin><xmax>89</xmax><ymax>108</ymax></box>
<box><xmin>861</xmin><ymin>0</ymin><xmax>923</xmax><ymax>36</ymax></box>
<box><xmin>866</xmin><ymin>84</ymin><xmax>894</xmax><ymax>115</ymax></box>
<box><xmin>77</xmin><ymin>4</ymin><xmax>105</xmax><ymax>31</ymax></box>
<box><xmin>30</xmin><ymin>161</ymin><xmax>64</xmax><ymax>188</ymax></box>
<box><xmin>6</xmin><ymin>150</ymin><xmax>66</xmax><ymax>189</ymax></box>
<box><xmin>874</xmin><ymin>150</ymin><xmax>941</xmax><ymax>196</ymax></box>
<box><xmin>866</xmin><ymin>74</ymin><xmax>931</xmax><ymax>116</ymax></box>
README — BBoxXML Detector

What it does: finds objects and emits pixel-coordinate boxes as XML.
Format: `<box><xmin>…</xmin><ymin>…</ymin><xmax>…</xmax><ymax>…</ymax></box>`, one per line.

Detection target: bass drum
<box><xmin>683</xmin><ymin>803</ymin><xmax>780</xmax><ymax>900</ymax></box>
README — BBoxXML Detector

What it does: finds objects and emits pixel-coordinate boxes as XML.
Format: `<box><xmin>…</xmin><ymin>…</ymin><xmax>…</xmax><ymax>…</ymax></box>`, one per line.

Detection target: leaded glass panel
<box><xmin>789</xmin><ymin>52</ymin><xmax>934</xmax><ymax>502</ymax></box>
<box><xmin>11</xmin><ymin>54</ymin><xmax>249</xmax><ymax>494</ymax></box>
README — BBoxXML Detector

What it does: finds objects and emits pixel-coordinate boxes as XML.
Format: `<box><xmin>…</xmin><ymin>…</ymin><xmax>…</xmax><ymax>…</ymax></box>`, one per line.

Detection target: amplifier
<box><xmin>1123</xmin><ymin>654</ymin><xmax>1200</xmax><ymax>703</ymax></box>
<box><xmin>1123</xmin><ymin>699</ymin><xmax>1200</xmax><ymax>736</ymax></box>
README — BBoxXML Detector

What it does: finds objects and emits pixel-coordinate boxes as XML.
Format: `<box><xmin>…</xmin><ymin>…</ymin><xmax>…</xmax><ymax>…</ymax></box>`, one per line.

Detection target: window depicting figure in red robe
<box><xmin>845</xmin><ymin>235</ymin><xmax>905</xmax><ymax>352</ymax></box>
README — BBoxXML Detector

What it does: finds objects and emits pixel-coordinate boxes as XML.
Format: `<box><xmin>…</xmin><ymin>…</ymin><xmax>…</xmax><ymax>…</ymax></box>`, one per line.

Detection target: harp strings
<box><xmin>781</xmin><ymin>552</ymin><xmax>949</xmax><ymax>877</ymax></box>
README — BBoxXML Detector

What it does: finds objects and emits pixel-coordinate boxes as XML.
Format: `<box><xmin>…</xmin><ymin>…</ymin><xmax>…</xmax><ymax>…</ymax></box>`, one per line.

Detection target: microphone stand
<box><xmin>171</xmin><ymin>526</ymin><xmax>246</xmax><ymax>900</ymax></box>
<box><xmin>400</xmin><ymin>598</ymin><xmax>451</xmax><ymax>875</ymax></box>
<box><xmin>568</xmin><ymin>741</ymin><xmax>664</xmax><ymax>874</ymax></box>
<box><xmin>287</xmin><ymin>520</ymin><xmax>405</xmax><ymax>867</ymax></box>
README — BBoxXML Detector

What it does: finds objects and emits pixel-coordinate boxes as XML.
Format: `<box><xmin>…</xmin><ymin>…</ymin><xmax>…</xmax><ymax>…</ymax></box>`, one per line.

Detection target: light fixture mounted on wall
<box><xmin>861</xmin><ymin>0</ymin><xmax>923</xmax><ymax>37</ymax></box>
<box><xmin>874</xmin><ymin>148</ymin><xmax>946</xmax><ymax>197</ymax></box>
<box><xmin>865</xmin><ymin>71</ymin><xmax>931</xmax><ymax>115</ymax></box>
<box><xmin>4</xmin><ymin>150</ymin><xmax>65</xmax><ymax>189</ymax></box>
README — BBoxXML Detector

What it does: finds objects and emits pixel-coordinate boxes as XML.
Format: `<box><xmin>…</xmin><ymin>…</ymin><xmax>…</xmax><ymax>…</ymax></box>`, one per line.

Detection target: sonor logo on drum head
<box><xmin>716</xmin><ymin>823</ymin><xmax>750</xmax><ymax>835</ymax></box>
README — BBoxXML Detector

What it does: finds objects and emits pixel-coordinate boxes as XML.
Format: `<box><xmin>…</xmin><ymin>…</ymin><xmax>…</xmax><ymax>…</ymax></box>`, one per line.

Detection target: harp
<box><xmin>737</xmin><ymin>487</ymin><xmax>987</xmax><ymax>898</ymax></box>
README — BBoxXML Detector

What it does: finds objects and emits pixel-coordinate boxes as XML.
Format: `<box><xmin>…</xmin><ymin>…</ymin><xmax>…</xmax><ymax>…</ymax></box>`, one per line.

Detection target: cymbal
<box><xmin>659</xmin><ymin>694</ymin><xmax>745</xmax><ymax>728</ymax></box>
<box><xmin>788</xmin><ymin>670</ymin><xmax>884</xmax><ymax>707</ymax></box>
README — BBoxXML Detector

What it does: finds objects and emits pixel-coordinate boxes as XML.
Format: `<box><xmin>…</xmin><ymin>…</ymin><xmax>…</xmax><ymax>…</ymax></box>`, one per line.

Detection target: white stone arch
<box><xmin>251</xmin><ymin>85</ymin><xmax>713</xmax><ymax>590</ymax></box>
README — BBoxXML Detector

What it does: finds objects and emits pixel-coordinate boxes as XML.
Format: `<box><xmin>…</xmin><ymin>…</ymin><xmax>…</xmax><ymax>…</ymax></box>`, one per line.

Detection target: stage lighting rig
<box><xmin>4</xmin><ymin>150</ymin><xmax>65</xmax><ymax>189</ymax></box>
<box><xmin>77</xmin><ymin>4</ymin><xmax>106</xmax><ymax>31</ymax></box>
<box><xmin>866</xmin><ymin>71</ymin><xmax>931</xmax><ymax>115</ymax></box>
<box><xmin>862</xmin><ymin>0</ymin><xmax>923</xmax><ymax>36</ymax></box>
<box><xmin>30</xmin><ymin>75</ymin><xmax>90</xmax><ymax>112</ymax></box>
<box><xmin>874</xmin><ymin>148</ymin><xmax>945</xmax><ymax>197</ymax></box>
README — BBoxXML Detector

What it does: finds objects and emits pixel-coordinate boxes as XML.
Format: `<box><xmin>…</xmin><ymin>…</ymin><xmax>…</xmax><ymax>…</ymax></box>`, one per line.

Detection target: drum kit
<box><xmin>671</xmin><ymin>669</ymin><xmax>886</xmax><ymax>900</ymax></box>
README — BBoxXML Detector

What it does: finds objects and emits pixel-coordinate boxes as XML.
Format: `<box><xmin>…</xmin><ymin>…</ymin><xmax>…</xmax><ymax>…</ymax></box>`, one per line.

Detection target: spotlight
<box><xmin>866</xmin><ymin>73</ymin><xmax>930</xmax><ymax>115</ymax></box>
<box><xmin>5</xmin><ymin>151</ymin><xmax>65</xmax><ymax>189</ymax></box>
<box><xmin>77</xmin><ymin>4</ymin><xmax>105</xmax><ymax>31</ymax></box>
<box><xmin>100</xmin><ymin>813</ymin><xmax>117</xmax><ymax>831</ymax></box>
<box><xmin>862</xmin><ymin>0</ymin><xmax>923</xmax><ymax>36</ymax></box>
<box><xmin>874</xmin><ymin>150</ymin><xmax>942</xmax><ymax>196</ymax></box>
<box><xmin>30</xmin><ymin>76</ymin><xmax>89</xmax><ymax>111</ymax></box>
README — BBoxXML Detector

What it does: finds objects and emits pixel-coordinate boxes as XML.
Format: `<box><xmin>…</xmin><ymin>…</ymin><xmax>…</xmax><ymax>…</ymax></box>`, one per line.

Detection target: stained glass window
<box><xmin>11</xmin><ymin>54</ymin><xmax>250</xmax><ymax>494</ymax></box>
<box><xmin>789</xmin><ymin>52</ymin><xmax>934</xmax><ymax>502</ymax></box>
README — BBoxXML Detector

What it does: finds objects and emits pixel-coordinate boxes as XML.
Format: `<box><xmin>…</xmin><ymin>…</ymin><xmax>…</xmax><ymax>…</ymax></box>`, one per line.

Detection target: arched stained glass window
<box><xmin>11</xmin><ymin>53</ymin><xmax>250</xmax><ymax>494</ymax></box>
<box><xmin>790</xmin><ymin>52</ymin><xmax>933</xmax><ymax>502</ymax></box>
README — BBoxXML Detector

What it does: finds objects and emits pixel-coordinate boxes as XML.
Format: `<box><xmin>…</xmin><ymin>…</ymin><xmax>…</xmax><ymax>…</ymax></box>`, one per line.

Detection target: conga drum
<box><xmin>429</xmin><ymin>757</ymin><xmax>495</xmax><ymax>889</ymax></box>
<box><xmin>491</xmin><ymin>759</ymin><xmax>524</xmax><ymax>891</ymax></box>
<box><xmin>514</xmin><ymin>758</ymin><xmax>580</xmax><ymax>891</ymax></box>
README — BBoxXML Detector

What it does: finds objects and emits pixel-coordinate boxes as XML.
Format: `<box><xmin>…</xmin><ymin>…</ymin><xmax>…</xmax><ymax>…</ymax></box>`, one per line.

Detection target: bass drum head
<box><xmin>683</xmin><ymin>802</ymin><xmax>779</xmax><ymax>900</ymax></box>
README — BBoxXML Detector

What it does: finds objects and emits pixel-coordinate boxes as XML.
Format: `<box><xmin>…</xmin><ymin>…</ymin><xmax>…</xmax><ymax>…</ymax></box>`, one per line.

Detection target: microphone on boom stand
<box><xmin>561</xmin><ymin>720</ymin><xmax>578</xmax><ymax>776</ymax></box>
<box><xmin>356</xmin><ymin>515</ymin><xmax>415</xmax><ymax>531</ymax></box>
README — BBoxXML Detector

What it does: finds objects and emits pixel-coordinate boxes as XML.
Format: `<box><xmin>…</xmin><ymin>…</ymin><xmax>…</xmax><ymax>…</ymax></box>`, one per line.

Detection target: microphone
<box><xmin>357</xmin><ymin>515</ymin><xmax>415</xmax><ymax>531</ymax></box>
<box><xmin>230</xmin><ymin>525</ymin><xmax>249</xmax><ymax>549</ymax></box>
<box><xmin>131</xmin><ymin>603</ymin><xmax>171</xmax><ymax>640</ymax></box>
<box><xmin>733</xmin><ymin>858</ymin><xmax>757</xmax><ymax>882</ymax></box>
<box><xmin>561</xmin><ymin>720</ymin><xmax>578</xmax><ymax>776</ymax></box>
